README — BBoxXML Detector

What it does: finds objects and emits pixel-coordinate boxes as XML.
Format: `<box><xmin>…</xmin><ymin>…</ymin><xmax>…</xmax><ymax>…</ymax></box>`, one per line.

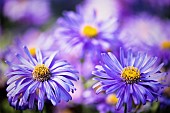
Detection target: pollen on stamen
<box><xmin>121</xmin><ymin>66</ymin><xmax>140</xmax><ymax>83</ymax></box>
<box><xmin>82</xmin><ymin>25</ymin><xmax>98</xmax><ymax>38</ymax></box>
<box><xmin>32</xmin><ymin>64</ymin><xmax>51</xmax><ymax>82</ymax></box>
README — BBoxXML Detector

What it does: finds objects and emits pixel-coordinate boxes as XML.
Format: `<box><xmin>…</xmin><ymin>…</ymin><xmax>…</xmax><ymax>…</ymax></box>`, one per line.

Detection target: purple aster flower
<box><xmin>92</xmin><ymin>48</ymin><xmax>167</xmax><ymax>111</ymax></box>
<box><xmin>55</xmin><ymin>5</ymin><xmax>119</xmax><ymax>62</ymax></box>
<box><xmin>6</xmin><ymin>46</ymin><xmax>79</xmax><ymax>110</ymax></box>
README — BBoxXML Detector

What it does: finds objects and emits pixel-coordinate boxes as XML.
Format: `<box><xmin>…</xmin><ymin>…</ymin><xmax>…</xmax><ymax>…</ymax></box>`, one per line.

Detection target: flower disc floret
<box><xmin>32</xmin><ymin>64</ymin><xmax>50</xmax><ymax>82</ymax></box>
<box><xmin>121</xmin><ymin>66</ymin><xmax>140</xmax><ymax>83</ymax></box>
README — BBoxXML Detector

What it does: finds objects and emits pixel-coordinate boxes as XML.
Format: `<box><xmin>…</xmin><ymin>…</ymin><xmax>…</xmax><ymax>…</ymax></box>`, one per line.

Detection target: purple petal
<box><xmin>133</xmin><ymin>84</ymin><xmax>146</xmax><ymax>104</ymax></box>
<box><xmin>120</xmin><ymin>48</ymin><xmax>125</xmax><ymax>67</ymax></box>
<box><xmin>38</xmin><ymin>88</ymin><xmax>45</xmax><ymax>111</ymax></box>
<box><xmin>135</xmin><ymin>53</ymin><xmax>147</xmax><ymax>69</ymax></box>
<box><xmin>124</xmin><ymin>84</ymin><xmax>130</xmax><ymax>103</ymax></box>
<box><xmin>23</xmin><ymin>46</ymin><xmax>36</xmax><ymax>65</ymax></box>
<box><xmin>16</xmin><ymin>54</ymin><xmax>34</xmax><ymax>69</ymax></box>
<box><xmin>57</xmin><ymin>76</ymin><xmax>74</xmax><ymax>86</ymax></box>
<box><xmin>12</xmin><ymin>80</ymin><xmax>33</xmax><ymax>96</ymax></box>
<box><xmin>140</xmin><ymin>57</ymin><xmax>157</xmax><ymax>73</ymax></box>
<box><xmin>58</xmin><ymin>85</ymin><xmax>72</xmax><ymax>102</ymax></box>
<box><xmin>45</xmin><ymin>52</ymin><xmax>57</xmax><ymax>68</ymax></box>
<box><xmin>127</xmin><ymin>49</ymin><xmax>134</xmax><ymax>66</ymax></box>
<box><xmin>144</xmin><ymin>63</ymin><xmax>164</xmax><ymax>77</ymax></box>
<box><xmin>116</xmin><ymin>95</ymin><xmax>124</xmax><ymax>110</ymax></box>
<box><xmin>52</xmin><ymin>77</ymin><xmax>70</xmax><ymax>92</ymax></box>
<box><xmin>52</xmin><ymin>72</ymin><xmax>79</xmax><ymax>81</ymax></box>
<box><xmin>7</xmin><ymin>75</ymin><xmax>23</xmax><ymax>85</ymax></box>
<box><xmin>29</xmin><ymin>93</ymin><xmax>36</xmax><ymax>109</ymax></box>
<box><xmin>48</xmin><ymin>80</ymin><xmax>60</xmax><ymax>102</ymax></box>
<box><xmin>92</xmin><ymin>70</ymin><xmax>113</xmax><ymax>79</ymax></box>
<box><xmin>106</xmin><ymin>82</ymin><xmax>125</xmax><ymax>94</ymax></box>
<box><xmin>36</xmin><ymin>48</ymin><xmax>43</xmax><ymax>64</ymax></box>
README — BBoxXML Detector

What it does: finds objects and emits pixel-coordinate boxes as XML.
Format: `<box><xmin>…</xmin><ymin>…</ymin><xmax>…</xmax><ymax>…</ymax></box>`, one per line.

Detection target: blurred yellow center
<box><xmin>32</xmin><ymin>64</ymin><xmax>50</xmax><ymax>82</ymax></box>
<box><xmin>161</xmin><ymin>41</ymin><xmax>170</xmax><ymax>49</ymax></box>
<box><xmin>82</xmin><ymin>25</ymin><xmax>98</xmax><ymax>38</ymax></box>
<box><xmin>121</xmin><ymin>66</ymin><xmax>140</xmax><ymax>83</ymax></box>
<box><xmin>29</xmin><ymin>48</ymin><xmax>36</xmax><ymax>56</ymax></box>
<box><xmin>106</xmin><ymin>94</ymin><xmax>118</xmax><ymax>105</ymax></box>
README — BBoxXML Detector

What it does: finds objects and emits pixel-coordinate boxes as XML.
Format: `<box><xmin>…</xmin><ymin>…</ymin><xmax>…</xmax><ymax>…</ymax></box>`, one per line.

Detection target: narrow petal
<box><xmin>106</xmin><ymin>82</ymin><xmax>125</xmax><ymax>94</ymax></box>
<box><xmin>23</xmin><ymin>81</ymin><xmax>39</xmax><ymax>102</ymax></box>
<box><xmin>12</xmin><ymin>80</ymin><xmax>33</xmax><ymax>96</ymax></box>
<box><xmin>45</xmin><ymin>52</ymin><xmax>57</xmax><ymax>68</ymax></box>
<box><xmin>52</xmin><ymin>72</ymin><xmax>79</xmax><ymax>81</ymax></box>
<box><xmin>57</xmin><ymin>76</ymin><xmax>74</xmax><ymax>86</ymax></box>
<box><xmin>16</xmin><ymin>54</ymin><xmax>34</xmax><ymax>69</ymax></box>
<box><xmin>48</xmin><ymin>80</ymin><xmax>61</xmax><ymax>102</ymax></box>
<box><xmin>127</xmin><ymin>49</ymin><xmax>133</xmax><ymax>66</ymax></box>
<box><xmin>144</xmin><ymin>63</ymin><xmax>164</xmax><ymax>77</ymax></box>
<box><xmin>58</xmin><ymin>85</ymin><xmax>72</xmax><ymax>102</ymax></box>
<box><xmin>6</xmin><ymin>81</ymin><xmax>16</xmax><ymax>92</ymax></box>
<box><xmin>124</xmin><ymin>84</ymin><xmax>130</xmax><ymax>103</ymax></box>
<box><xmin>116</xmin><ymin>95</ymin><xmax>124</xmax><ymax>110</ymax></box>
<box><xmin>7</xmin><ymin>75</ymin><xmax>23</xmax><ymax>85</ymax></box>
<box><xmin>50</xmin><ymin>60</ymin><xmax>70</xmax><ymax>71</ymax></box>
<box><xmin>36</xmin><ymin>48</ymin><xmax>43</xmax><ymax>64</ymax></box>
<box><xmin>92</xmin><ymin>70</ymin><xmax>113</xmax><ymax>79</ymax></box>
<box><xmin>137</xmin><ymin>53</ymin><xmax>147</xmax><ymax>69</ymax></box>
<box><xmin>140</xmin><ymin>57</ymin><xmax>157</xmax><ymax>73</ymax></box>
<box><xmin>52</xmin><ymin>77</ymin><xmax>70</xmax><ymax>92</ymax></box>
<box><xmin>120</xmin><ymin>48</ymin><xmax>125</xmax><ymax>67</ymax></box>
<box><xmin>38</xmin><ymin>89</ymin><xmax>45</xmax><ymax>111</ymax></box>
<box><xmin>133</xmin><ymin>84</ymin><xmax>146</xmax><ymax>104</ymax></box>
<box><xmin>29</xmin><ymin>93</ymin><xmax>36</xmax><ymax>109</ymax></box>
<box><xmin>23</xmin><ymin>46</ymin><xmax>36</xmax><ymax>65</ymax></box>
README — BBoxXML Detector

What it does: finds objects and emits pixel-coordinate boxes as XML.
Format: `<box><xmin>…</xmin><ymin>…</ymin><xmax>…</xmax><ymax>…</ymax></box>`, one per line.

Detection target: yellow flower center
<box><xmin>161</xmin><ymin>41</ymin><xmax>170</xmax><ymax>49</ymax></box>
<box><xmin>106</xmin><ymin>94</ymin><xmax>118</xmax><ymax>105</ymax></box>
<box><xmin>29</xmin><ymin>48</ymin><xmax>36</xmax><ymax>56</ymax></box>
<box><xmin>82</xmin><ymin>25</ymin><xmax>98</xmax><ymax>38</ymax></box>
<box><xmin>32</xmin><ymin>64</ymin><xmax>50</xmax><ymax>82</ymax></box>
<box><xmin>121</xmin><ymin>66</ymin><xmax>140</xmax><ymax>83</ymax></box>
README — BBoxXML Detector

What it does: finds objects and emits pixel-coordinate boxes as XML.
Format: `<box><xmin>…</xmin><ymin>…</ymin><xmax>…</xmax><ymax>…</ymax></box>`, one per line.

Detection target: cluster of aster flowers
<box><xmin>0</xmin><ymin>0</ymin><xmax>170</xmax><ymax>113</ymax></box>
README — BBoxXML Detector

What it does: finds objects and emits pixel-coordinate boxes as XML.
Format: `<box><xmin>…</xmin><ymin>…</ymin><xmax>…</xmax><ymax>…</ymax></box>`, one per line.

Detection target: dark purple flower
<box><xmin>93</xmin><ymin>48</ymin><xmax>167</xmax><ymax>111</ymax></box>
<box><xmin>6</xmin><ymin>46</ymin><xmax>79</xmax><ymax>110</ymax></box>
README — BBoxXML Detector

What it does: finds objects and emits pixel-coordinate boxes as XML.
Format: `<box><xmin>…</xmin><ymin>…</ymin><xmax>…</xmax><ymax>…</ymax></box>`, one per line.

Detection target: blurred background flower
<box><xmin>3</xmin><ymin>0</ymin><xmax>51</xmax><ymax>26</ymax></box>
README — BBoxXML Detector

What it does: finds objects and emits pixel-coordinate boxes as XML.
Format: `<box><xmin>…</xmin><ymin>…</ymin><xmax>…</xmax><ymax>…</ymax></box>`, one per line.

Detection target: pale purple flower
<box><xmin>55</xmin><ymin>5</ymin><xmax>119</xmax><ymax>62</ymax></box>
<box><xmin>3</xmin><ymin>0</ymin><xmax>51</xmax><ymax>25</ymax></box>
